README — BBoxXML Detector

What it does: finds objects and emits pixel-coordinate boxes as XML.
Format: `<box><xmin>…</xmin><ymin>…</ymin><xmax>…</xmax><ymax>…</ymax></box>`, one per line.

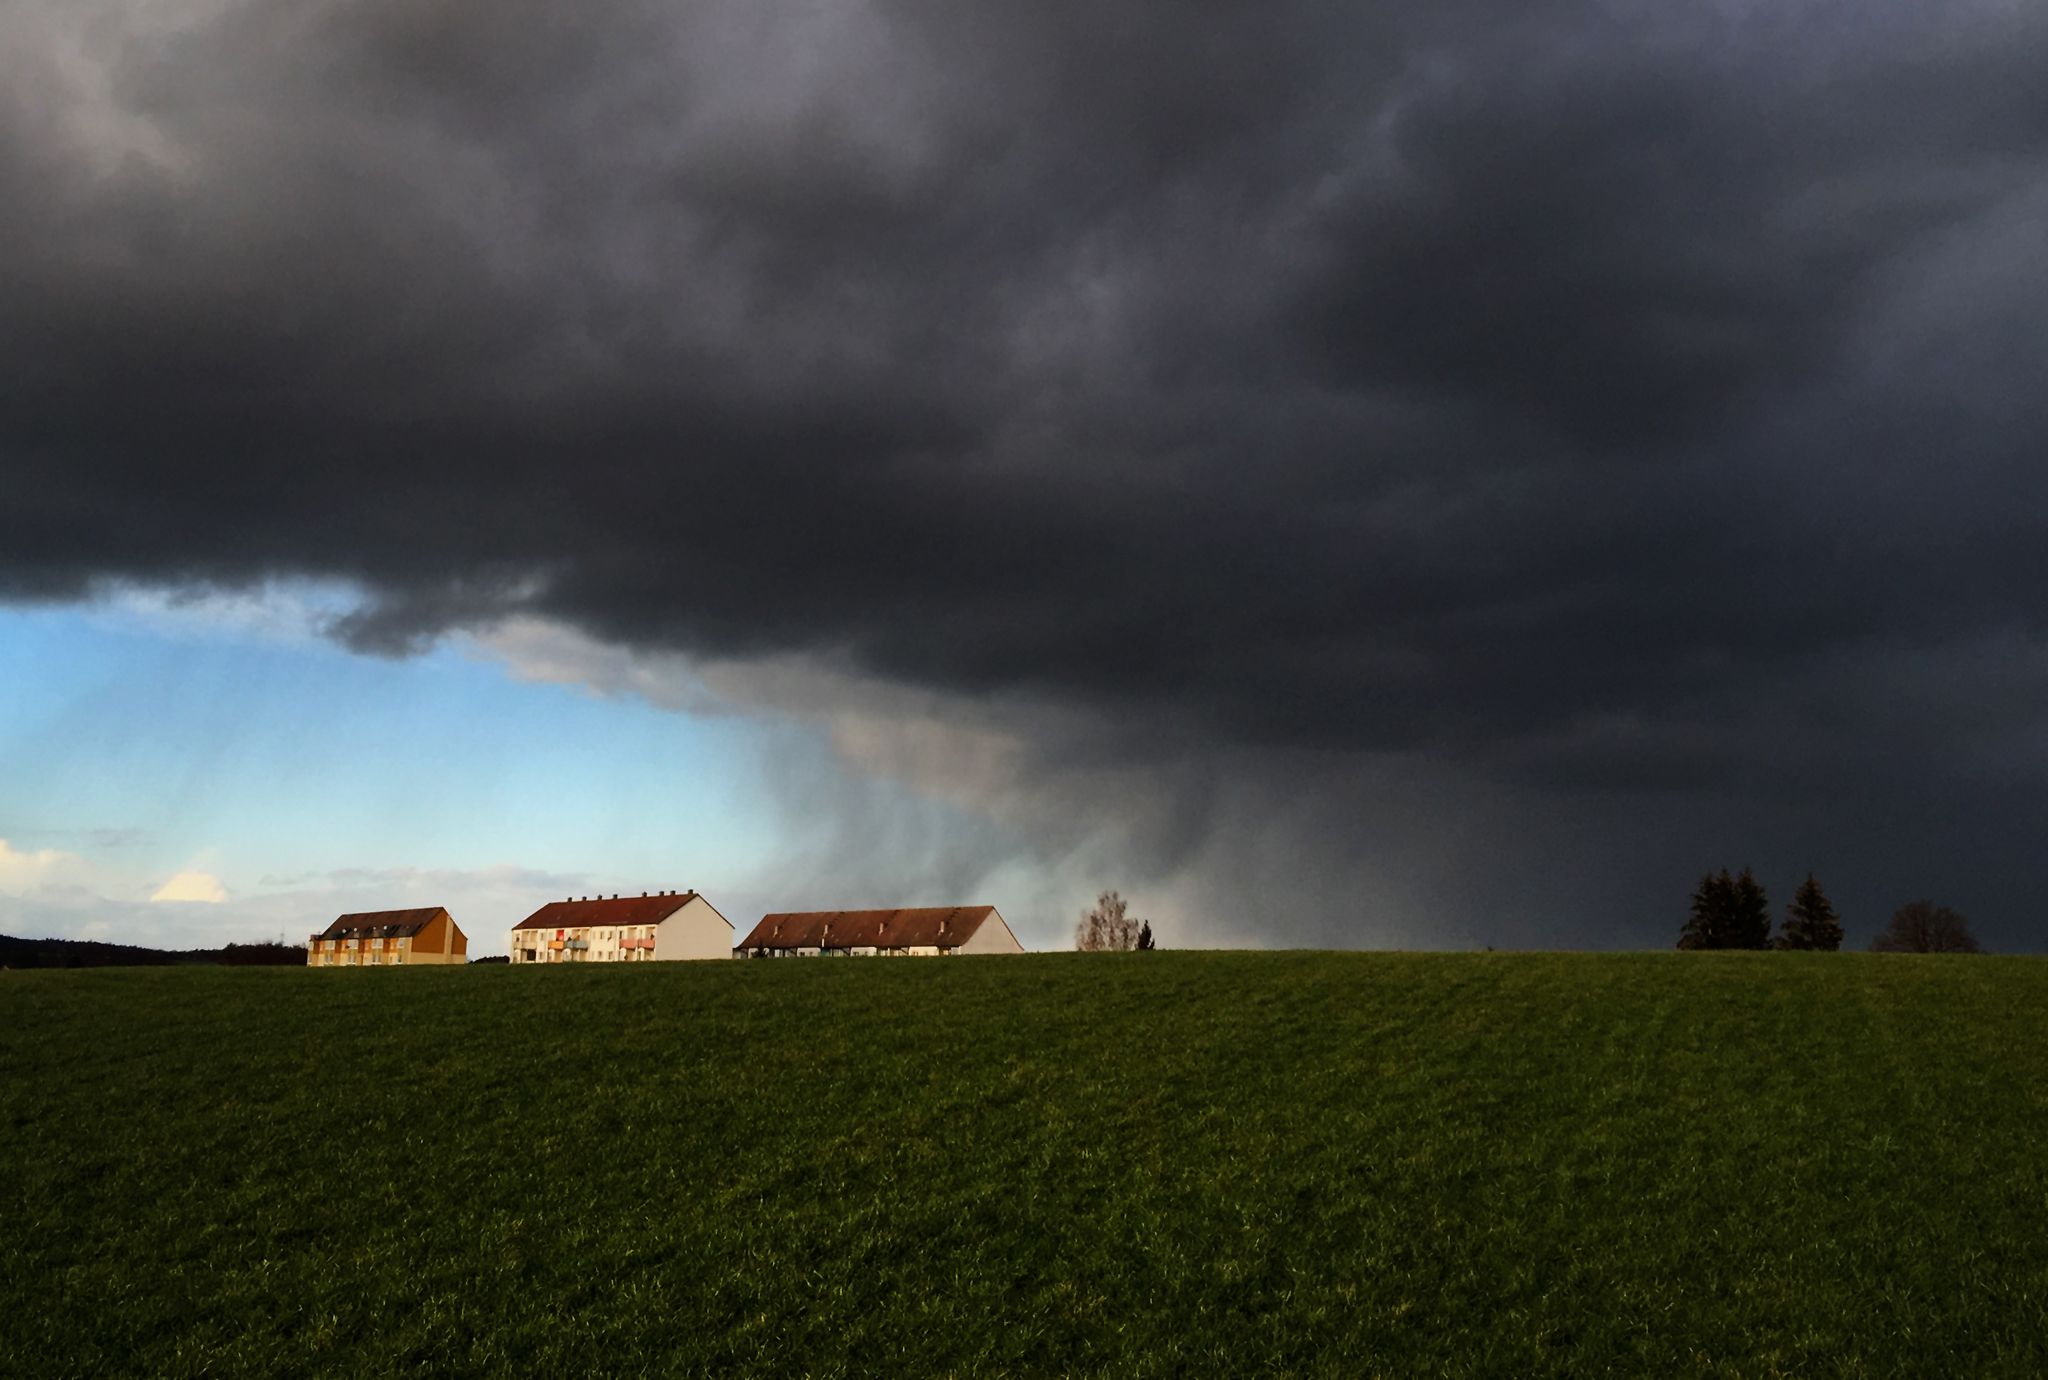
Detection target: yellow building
<box><xmin>307</xmin><ymin>907</ymin><xmax>468</xmax><ymax>967</ymax></box>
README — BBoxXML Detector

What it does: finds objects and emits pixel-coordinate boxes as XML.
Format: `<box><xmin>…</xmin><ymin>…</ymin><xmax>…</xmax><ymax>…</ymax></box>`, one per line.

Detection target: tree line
<box><xmin>1678</xmin><ymin>871</ymin><xmax>1983</xmax><ymax>952</ymax></box>
<box><xmin>0</xmin><ymin>935</ymin><xmax>307</xmax><ymax>968</ymax></box>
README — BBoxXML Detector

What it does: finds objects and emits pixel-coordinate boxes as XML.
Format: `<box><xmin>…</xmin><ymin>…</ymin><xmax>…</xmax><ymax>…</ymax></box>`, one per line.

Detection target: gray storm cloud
<box><xmin>5</xmin><ymin>0</ymin><xmax>2048</xmax><ymax>947</ymax></box>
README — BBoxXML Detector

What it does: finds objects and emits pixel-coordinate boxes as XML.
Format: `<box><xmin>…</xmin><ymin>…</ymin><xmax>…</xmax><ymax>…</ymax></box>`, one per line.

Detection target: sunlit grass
<box><xmin>3</xmin><ymin>953</ymin><xmax>2044</xmax><ymax>1376</ymax></box>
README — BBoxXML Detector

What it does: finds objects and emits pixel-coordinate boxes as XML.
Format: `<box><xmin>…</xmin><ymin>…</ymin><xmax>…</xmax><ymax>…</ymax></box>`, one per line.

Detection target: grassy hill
<box><xmin>3</xmin><ymin>953</ymin><xmax>2043</xmax><ymax>1376</ymax></box>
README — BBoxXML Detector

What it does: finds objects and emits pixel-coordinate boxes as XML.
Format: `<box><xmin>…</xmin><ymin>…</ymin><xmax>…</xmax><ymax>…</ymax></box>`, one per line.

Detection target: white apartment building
<box><xmin>509</xmin><ymin>891</ymin><xmax>732</xmax><ymax>963</ymax></box>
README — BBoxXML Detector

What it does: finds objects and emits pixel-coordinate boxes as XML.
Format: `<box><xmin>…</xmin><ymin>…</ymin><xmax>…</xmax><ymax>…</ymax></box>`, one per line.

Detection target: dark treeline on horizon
<box><xmin>0</xmin><ymin>935</ymin><xmax>306</xmax><ymax>970</ymax></box>
<box><xmin>1678</xmin><ymin>873</ymin><xmax>1985</xmax><ymax>954</ymax></box>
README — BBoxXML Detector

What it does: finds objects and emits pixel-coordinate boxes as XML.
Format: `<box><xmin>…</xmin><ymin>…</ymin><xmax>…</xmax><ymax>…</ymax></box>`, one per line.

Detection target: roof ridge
<box><xmin>737</xmin><ymin>905</ymin><xmax>1000</xmax><ymax>949</ymax></box>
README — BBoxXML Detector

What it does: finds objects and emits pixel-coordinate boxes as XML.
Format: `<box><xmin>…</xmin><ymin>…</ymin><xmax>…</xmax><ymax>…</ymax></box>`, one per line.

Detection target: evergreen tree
<box><xmin>1777</xmin><ymin>874</ymin><xmax>1844</xmax><ymax>950</ymax></box>
<box><xmin>1729</xmin><ymin>868</ymin><xmax>1773</xmax><ymax>949</ymax></box>
<box><xmin>1678</xmin><ymin>870</ymin><xmax>1733</xmax><ymax>949</ymax></box>
<box><xmin>1679</xmin><ymin>868</ymin><xmax>1772</xmax><ymax>949</ymax></box>
<box><xmin>1136</xmin><ymin>921</ymin><xmax>1156</xmax><ymax>951</ymax></box>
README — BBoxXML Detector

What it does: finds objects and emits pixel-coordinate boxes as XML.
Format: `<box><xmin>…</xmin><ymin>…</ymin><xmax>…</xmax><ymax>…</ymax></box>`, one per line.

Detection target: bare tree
<box><xmin>1075</xmin><ymin>891</ymin><xmax>1143</xmax><ymax>951</ymax></box>
<box><xmin>1870</xmin><ymin>900</ymin><xmax>1983</xmax><ymax>954</ymax></box>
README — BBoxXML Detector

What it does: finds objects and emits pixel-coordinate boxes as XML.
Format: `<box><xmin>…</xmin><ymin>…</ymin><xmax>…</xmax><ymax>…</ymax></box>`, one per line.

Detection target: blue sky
<box><xmin>0</xmin><ymin>596</ymin><xmax>793</xmax><ymax>953</ymax></box>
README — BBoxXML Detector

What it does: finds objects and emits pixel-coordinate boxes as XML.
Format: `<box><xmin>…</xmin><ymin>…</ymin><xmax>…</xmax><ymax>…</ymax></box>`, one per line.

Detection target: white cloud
<box><xmin>473</xmin><ymin>616</ymin><xmax>723</xmax><ymax>713</ymax></box>
<box><xmin>3</xmin><ymin>860</ymin><xmax>603</xmax><ymax>956</ymax></box>
<box><xmin>0</xmin><ymin>837</ymin><xmax>80</xmax><ymax>894</ymax></box>
<box><xmin>86</xmin><ymin>578</ymin><xmax>369</xmax><ymax>647</ymax></box>
<box><xmin>149</xmin><ymin>870</ymin><xmax>228</xmax><ymax>903</ymax></box>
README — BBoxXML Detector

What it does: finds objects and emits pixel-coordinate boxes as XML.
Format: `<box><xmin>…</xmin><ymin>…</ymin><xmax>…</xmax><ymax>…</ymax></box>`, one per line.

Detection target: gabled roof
<box><xmin>737</xmin><ymin>906</ymin><xmax>1000</xmax><ymax>950</ymax></box>
<box><xmin>512</xmin><ymin>891</ymin><xmax>722</xmax><ymax>932</ymax></box>
<box><xmin>317</xmin><ymin>907</ymin><xmax>448</xmax><ymax>941</ymax></box>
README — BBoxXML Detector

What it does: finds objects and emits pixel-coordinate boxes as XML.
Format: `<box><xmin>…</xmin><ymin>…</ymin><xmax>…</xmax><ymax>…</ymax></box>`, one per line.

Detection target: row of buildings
<box><xmin>305</xmin><ymin>891</ymin><xmax>1025</xmax><ymax>965</ymax></box>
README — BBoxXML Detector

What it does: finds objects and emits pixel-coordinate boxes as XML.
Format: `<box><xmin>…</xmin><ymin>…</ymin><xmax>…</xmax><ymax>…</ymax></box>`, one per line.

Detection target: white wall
<box><xmin>654</xmin><ymin>893</ymin><xmax>734</xmax><ymax>960</ymax></box>
<box><xmin>958</xmin><ymin>909</ymin><xmax>1025</xmax><ymax>954</ymax></box>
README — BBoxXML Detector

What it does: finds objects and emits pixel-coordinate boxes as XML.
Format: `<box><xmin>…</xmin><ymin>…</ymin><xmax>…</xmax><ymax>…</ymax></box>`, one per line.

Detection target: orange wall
<box><xmin>305</xmin><ymin>910</ymin><xmax>468</xmax><ymax>966</ymax></box>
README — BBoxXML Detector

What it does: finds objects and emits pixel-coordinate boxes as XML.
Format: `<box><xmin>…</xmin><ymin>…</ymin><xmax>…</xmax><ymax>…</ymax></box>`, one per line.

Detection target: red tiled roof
<box><xmin>736</xmin><ymin>906</ymin><xmax>999</xmax><ymax>950</ymax></box>
<box><xmin>511</xmin><ymin>892</ymin><xmax>711</xmax><ymax>932</ymax></box>
<box><xmin>317</xmin><ymin>907</ymin><xmax>448</xmax><ymax>940</ymax></box>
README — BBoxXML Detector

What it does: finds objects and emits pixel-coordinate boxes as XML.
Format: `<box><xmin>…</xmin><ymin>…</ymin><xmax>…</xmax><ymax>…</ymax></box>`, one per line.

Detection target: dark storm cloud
<box><xmin>7</xmin><ymin>0</ymin><xmax>2048</xmax><ymax>944</ymax></box>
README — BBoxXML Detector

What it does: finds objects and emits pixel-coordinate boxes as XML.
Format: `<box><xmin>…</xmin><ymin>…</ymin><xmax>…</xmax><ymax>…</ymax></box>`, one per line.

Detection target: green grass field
<box><xmin>3</xmin><ymin>953</ymin><xmax>2044</xmax><ymax>1377</ymax></box>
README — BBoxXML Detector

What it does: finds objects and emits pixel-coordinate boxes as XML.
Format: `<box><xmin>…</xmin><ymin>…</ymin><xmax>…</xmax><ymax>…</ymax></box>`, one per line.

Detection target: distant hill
<box><xmin>0</xmin><ymin>935</ymin><xmax>306</xmax><ymax>969</ymax></box>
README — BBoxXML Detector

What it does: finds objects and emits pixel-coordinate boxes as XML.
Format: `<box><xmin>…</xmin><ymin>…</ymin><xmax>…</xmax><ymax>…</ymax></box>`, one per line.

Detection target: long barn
<box><xmin>735</xmin><ymin>906</ymin><xmax>1023</xmax><ymax>957</ymax></box>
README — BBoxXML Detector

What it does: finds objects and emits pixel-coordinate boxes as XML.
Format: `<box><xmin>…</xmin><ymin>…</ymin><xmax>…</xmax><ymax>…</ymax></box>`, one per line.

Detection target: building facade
<box><xmin>308</xmin><ymin>907</ymin><xmax>468</xmax><ymax>966</ymax></box>
<box><xmin>509</xmin><ymin>891</ymin><xmax>732</xmax><ymax>963</ymax></box>
<box><xmin>735</xmin><ymin>906</ymin><xmax>1024</xmax><ymax>957</ymax></box>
